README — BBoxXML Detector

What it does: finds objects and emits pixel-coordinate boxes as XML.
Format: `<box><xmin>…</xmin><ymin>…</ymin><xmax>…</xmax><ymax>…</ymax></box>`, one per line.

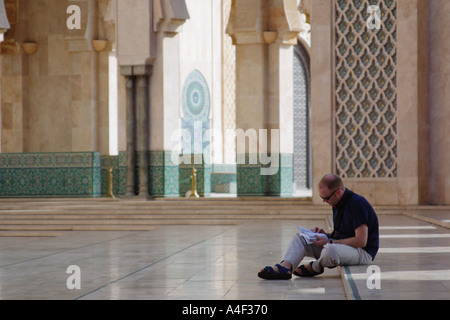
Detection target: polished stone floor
<box><xmin>0</xmin><ymin>214</ymin><xmax>449</xmax><ymax>300</ymax></box>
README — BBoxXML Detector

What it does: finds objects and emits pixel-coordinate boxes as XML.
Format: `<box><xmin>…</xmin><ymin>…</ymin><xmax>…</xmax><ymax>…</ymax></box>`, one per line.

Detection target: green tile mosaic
<box><xmin>0</xmin><ymin>152</ymin><xmax>101</xmax><ymax>197</ymax></box>
<box><xmin>149</xmin><ymin>151</ymin><xmax>180</xmax><ymax>197</ymax></box>
<box><xmin>149</xmin><ymin>151</ymin><xmax>212</xmax><ymax>197</ymax></box>
<box><xmin>179</xmin><ymin>156</ymin><xmax>211</xmax><ymax>197</ymax></box>
<box><xmin>100</xmin><ymin>152</ymin><xmax>127</xmax><ymax>196</ymax></box>
<box><xmin>211</xmin><ymin>171</ymin><xmax>236</xmax><ymax>193</ymax></box>
<box><xmin>0</xmin><ymin>151</ymin><xmax>292</xmax><ymax>198</ymax></box>
<box><xmin>237</xmin><ymin>153</ymin><xmax>294</xmax><ymax>197</ymax></box>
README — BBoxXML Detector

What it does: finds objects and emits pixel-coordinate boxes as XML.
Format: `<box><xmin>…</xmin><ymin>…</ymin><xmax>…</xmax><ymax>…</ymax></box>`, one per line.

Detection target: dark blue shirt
<box><xmin>332</xmin><ymin>188</ymin><xmax>379</xmax><ymax>260</ymax></box>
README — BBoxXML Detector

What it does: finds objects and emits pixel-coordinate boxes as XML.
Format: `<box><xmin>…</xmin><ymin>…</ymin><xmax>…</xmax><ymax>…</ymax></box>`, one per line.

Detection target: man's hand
<box><xmin>311</xmin><ymin>235</ymin><xmax>329</xmax><ymax>247</ymax></box>
<box><xmin>311</xmin><ymin>227</ymin><xmax>325</xmax><ymax>234</ymax></box>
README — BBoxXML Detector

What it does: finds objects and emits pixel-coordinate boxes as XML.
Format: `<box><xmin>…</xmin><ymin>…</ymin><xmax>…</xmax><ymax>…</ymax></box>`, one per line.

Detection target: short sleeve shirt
<box><xmin>332</xmin><ymin>188</ymin><xmax>379</xmax><ymax>260</ymax></box>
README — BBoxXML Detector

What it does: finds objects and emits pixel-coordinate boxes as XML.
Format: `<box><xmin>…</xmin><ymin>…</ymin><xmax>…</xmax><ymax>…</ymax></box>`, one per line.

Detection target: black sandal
<box><xmin>258</xmin><ymin>264</ymin><xmax>292</xmax><ymax>280</ymax></box>
<box><xmin>293</xmin><ymin>262</ymin><xmax>323</xmax><ymax>277</ymax></box>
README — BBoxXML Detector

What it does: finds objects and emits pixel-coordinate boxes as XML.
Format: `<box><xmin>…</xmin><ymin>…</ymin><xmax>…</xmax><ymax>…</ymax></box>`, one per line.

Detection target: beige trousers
<box><xmin>283</xmin><ymin>233</ymin><xmax>373</xmax><ymax>273</ymax></box>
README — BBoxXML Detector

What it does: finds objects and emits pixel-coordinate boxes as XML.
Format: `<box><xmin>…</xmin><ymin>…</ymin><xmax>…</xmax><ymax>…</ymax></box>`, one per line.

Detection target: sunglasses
<box><xmin>320</xmin><ymin>188</ymin><xmax>339</xmax><ymax>201</ymax></box>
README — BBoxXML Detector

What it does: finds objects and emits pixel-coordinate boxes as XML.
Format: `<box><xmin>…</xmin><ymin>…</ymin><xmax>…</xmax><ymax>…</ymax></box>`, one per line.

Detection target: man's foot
<box><xmin>293</xmin><ymin>261</ymin><xmax>323</xmax><ymax>277</ymax></box>
<box><xmin>258</xmin><ymin>263</ymin><xmax>292</xmax><ymax>280</ymax></box>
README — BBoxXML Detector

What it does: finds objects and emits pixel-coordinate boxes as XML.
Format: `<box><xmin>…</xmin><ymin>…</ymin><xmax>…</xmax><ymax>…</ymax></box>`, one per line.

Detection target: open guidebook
<box><xmin>298</xmin><ymin>226</ymin><xmax>329</xmax><ymax>244</ymax></box>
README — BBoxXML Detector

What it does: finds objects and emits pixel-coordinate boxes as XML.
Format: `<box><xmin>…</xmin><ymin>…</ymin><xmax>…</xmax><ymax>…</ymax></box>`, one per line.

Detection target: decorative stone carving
<box><xmin>334</xmin><ymin>0</ymin><xmax>398</xmax><ymax>178</ymax></box>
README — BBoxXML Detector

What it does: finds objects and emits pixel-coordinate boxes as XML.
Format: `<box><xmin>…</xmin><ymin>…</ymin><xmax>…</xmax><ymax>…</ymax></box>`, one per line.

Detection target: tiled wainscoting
<box><xmin>0</xmin><ymin>151</ymin><xmax>294</xmax><ymax>198</ymax></box>
<box><xmin>0</xmin><ymin>152</ymin><xmax>102</xmax><ymax>197</ymax></box>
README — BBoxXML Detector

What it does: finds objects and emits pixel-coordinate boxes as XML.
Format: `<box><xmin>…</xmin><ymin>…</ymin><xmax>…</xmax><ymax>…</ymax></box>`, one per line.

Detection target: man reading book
<box><xmin>258</xmin><ymin>174</ymin><xmax>379</xmax><ymax>280</ymax></box>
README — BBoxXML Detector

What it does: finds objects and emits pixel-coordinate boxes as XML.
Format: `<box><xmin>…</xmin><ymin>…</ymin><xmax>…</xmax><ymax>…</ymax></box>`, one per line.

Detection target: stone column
<box><xmin>117</xmin><ymin>0</ymin><xmax>155</xmax><ymax>198</ymax></box>
<box><xmin>121</xmin><ymin>65</ymin><xmax>152</xmax><ymax>199</ymax></box>
<box><xmin>124</xmin><ymin>73</ymin><xmax>136</xmax><ymax>196</ymax></box>
<box><xmin>135</xmin><ymin>67</ymin><xmax>151</xmax><ymax>198</ymax></box>
<box><xmin>310</xmin><ymin>0</ymin><xmax>334</xmax><ymax>204</ymax></box>
<box><xmin>227</xmin><ymin>0</ymin><xmax>268</xmax><ymax>196</ymax></box>
<box><xmin>228</xmin><ymin>0</ymin><xmax>301</xmax><ymax>196</ymax></box>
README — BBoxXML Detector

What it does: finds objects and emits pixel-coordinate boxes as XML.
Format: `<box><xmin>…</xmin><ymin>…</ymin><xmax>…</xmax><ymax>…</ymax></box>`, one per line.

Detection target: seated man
<box><xmin>258</xmin><ymin>174</ymin><xmax>379</xmax><ymax>280</ymax></box>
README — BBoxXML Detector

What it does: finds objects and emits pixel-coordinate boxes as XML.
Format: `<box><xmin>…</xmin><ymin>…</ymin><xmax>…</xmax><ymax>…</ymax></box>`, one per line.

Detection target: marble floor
<box><xmin>0</xmin><ymin>214</ymin><xmax>449</xmax><ymax>301</ymax></box>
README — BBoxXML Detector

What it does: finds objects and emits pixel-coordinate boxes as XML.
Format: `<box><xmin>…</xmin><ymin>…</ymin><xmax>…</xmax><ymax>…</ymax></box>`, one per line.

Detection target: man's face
<box><xmin>319</xmin><ymin>184</ymin><xmax>341</xmax><ymax>207</ymax></box>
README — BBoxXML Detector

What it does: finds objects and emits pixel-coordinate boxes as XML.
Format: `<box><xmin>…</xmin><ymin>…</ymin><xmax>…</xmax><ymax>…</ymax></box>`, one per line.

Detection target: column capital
<box><xmin>120</xmin><ymin>65</ymin><xmax>152</xmax><ymax>77</ymax></box>
<box><xmin>227</xmin><ymin>0</ymin><xmax>302</xmax><ymax>45</ymax></box>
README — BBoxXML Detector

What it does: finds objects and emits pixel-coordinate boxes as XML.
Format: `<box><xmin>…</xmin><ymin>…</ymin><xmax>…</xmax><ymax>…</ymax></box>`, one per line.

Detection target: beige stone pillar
<box><xmin>429</xmin><ymin>0</ymin><xmax>450</xmax><ymax>204</ymax></box>
<box><xmin>147</xmin><ymin>0</ymin><xmax>189</xmax><ymax>197</ymax></box>
<box><xmin>228</xmin><ymin>0</ymin><xmax>268</xmax><ymax>196</ymax></box>
<box><xmin>396</xmin><ymin>0</ymin><xmax>429</xmax><ymax>205</ymax></box>
<box><xmin>310</xmin><ymin>0</ymin><xmax>334</xmax><ymax>204</ymax></box>
<box><xmin>228</xmin><ymin>0</ymin><xmax>301</xmax><ymax>196</ymax></box>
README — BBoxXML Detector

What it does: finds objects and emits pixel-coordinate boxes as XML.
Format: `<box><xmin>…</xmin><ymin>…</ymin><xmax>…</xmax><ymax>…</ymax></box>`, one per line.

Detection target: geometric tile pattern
<box><xmin>179</xmin><ymin>155</ymin><xmax>212</xmax><ymax>197</ymax></box>
<box><xmin>149</xmin><ymin>151</ymin><xmax>211</xmax><ymax>197</ymax></box>
<box><xmin>100</xmin><ymin>152</ymin><xmax>127</xmax><ymax>196</ymax></box>
<box><xmin>237</xmin><ymin>154</ymin><xmax>293</xmax><ymax>197</ymax></box>
<box><xmin>149</xmin><ymin>151</ymin><xmax>180</xmax><ymax>197</ymax></box>
<box><xmin>335</xmin><ymin>0</ymin><xmax>397</xmax><ymax>178</ymax></box>
<box><xmin>0</xmin><ymin>152</ymin><xmax>102</xmax><ymax>197</ymax></box>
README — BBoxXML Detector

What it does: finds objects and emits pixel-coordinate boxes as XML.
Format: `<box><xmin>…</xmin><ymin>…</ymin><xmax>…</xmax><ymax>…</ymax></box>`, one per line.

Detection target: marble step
<box><xmin>0</xmin><ymin>230</ymin><xmax>69</xmax><ymax>237</ymax></box>
<box><xmin>4</xmin><ymin>197</ymin><xmax>443</xmax><ymax>236</ymax></box>
<box><xmin>0</xmin><ymin>198</ymin><xmax>320</xmax><ymax>235</ymax></box>
<box><xmin>0</xmin><ymin>208</ymin><xmax>328</xmax><ymax>215</ymax></box>
<box><xmin>0</xmin><ymin>213</ymin><xmax>325</xmax><ymax>223</ymax></box>
<box><xmin>0</xmin><ymin>222</ymin><xmax>237</xmax><ymax>232</ymax></box>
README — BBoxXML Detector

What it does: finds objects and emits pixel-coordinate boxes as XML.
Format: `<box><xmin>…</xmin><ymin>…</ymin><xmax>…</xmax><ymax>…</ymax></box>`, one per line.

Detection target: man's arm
<box><xmin>311</xmin><ymin>224</ymin><xmax>368</xmax><ymax>248</ymax></box>
<box><xmin>332</xmin><ymin>224</ymin><xmax>368</xmax><ymax>248</ymax></box>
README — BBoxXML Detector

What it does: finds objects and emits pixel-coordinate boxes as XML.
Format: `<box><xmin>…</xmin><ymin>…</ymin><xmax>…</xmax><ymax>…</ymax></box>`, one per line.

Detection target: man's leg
<box><xmin>259</xmin><ymin>233</ymin><xmax>322</xmax><ymax>276</ymax></box>
<box><xmin>282</xmin><ymin>234</ymin><xmax>323</xmax><ymax>269</ymax></box>
<box><xmin>311</xmin><ymin>244</ymin><xmax>372</xmax><ymax>273</ymax></box>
